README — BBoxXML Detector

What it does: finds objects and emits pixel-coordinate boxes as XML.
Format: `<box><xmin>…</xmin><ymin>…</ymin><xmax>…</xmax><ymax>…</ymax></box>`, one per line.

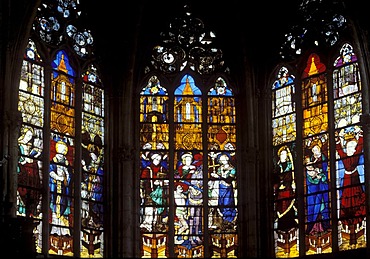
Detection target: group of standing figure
<box><xmin>274</xmin><ymin>126</ymin><xmax>366</xmax><ymax>248</ymax></box>
<box><xmin>139</xmin><ymin>142</ymin><xmax>237</xmax><ymax>248</ymax></box>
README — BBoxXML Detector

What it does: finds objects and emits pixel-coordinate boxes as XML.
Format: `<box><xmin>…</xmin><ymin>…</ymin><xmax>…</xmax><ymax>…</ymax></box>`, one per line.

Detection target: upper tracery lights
<box><xmin>57</xmin><ymin>0</ymin><xmax>79</xmax><ymax>18</ymax></box>
<box><xmin>147</xmin><ymin>5</ymin><xmax>228</xmax><ymax>75</ymax></box>
<box><xmin>279</xmin><ymin>0</ymin><xmax>346</xmax><ymax>60</ymax></box>
<box><xmin>34</xmin><ymin>0</ymin><xmax>93</xmax><ymax>58</ymax></box>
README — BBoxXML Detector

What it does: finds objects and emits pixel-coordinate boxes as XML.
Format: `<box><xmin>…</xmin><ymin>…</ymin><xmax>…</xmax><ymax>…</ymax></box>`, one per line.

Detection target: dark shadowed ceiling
<box><xmin>81</xmin><ymin>0</ymin><xmax>301</xmax><ymax>72</ymax></box>
<box><xmin>81</xmin><ymin>1</ymin><xmax>366</xmax><ymax>78</ymax></box>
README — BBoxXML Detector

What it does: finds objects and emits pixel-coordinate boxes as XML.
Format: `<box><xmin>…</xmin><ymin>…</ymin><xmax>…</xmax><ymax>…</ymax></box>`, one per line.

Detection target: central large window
<box><xmin>136</xmin><ymin>6</ymin><xmax>239</xmax><ymax>257</ymax></box>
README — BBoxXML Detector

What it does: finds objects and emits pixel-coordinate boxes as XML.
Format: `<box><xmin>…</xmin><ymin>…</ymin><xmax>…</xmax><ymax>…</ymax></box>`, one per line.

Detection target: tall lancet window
<box><xmin>139</xmin><ymin>5</ymin><xmax>238</xmax><ymax>258</ymax></box>
<box><xmin>17</xmin><ymin>0</ymin><xmax>105</xmax><ymax>257</ymax></box>
<box><xmin>333</xmin><ymin>43</ymin><xmax>364</xmax><ymax>251</ymax></box>
<box><xmin>272</xmin><ymin>66</ymin><xmax>298</xmax><ymax>257</ymax></box>
<box><xmin>301</xmin><ymin>53</ymin><xmax>332</xmax><ymax>255</ymax></box>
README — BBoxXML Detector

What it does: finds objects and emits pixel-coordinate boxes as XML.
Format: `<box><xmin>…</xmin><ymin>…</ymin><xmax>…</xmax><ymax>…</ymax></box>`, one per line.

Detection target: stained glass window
<box><xmin>272</xmin><ymin>66</ymin><xmax>298</xmax><ymax>257</ymax></box>
<box><xmin>17</xmin><ymin>1</ymin><xmax>104</xmax><ymax>257</ymax></box>
<box><xmin>272</xmin><ymin>43</ymin><xmax>365</xmax><ymax>257</ymax></box>
<box><xmin>139</xmin><ymin>6</ymin><xmax>238</xmax><ymax>258</ymax></box>
<box><xmin>139</xmin><ymin>74</ymin><xmax>237</xmax><ymax>258</ymax></box>
<box><xmin>333</xmin><ymin>43</ymin><xmax>365</xmax><ymax>251</ymax></box>
<box><xmin>302</xmin><ymin>53</ymin><xmax>332</xmax><ymax>255</ymax></box>
<box><xmin>273</xmin><ymin>0</ymin><xmax>367</xmax><ymax>256</ymax></box>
